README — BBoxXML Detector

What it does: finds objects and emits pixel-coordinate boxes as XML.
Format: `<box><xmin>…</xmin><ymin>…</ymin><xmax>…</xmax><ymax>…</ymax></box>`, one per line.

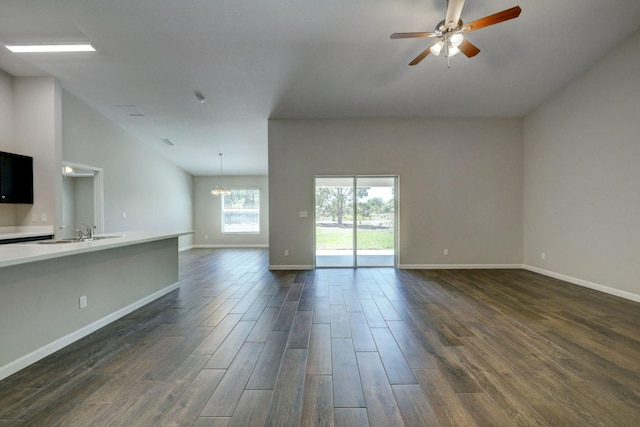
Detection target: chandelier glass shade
<box><xmin>211</xmin><ymin>153</ymin><xmax>231</xmax><ymax>196</ymax></box>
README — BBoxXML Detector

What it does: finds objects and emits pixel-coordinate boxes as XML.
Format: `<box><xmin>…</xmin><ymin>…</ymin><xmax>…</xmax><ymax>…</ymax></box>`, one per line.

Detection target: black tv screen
<box><xmin>0</xmin><ymin>151</ymin><xmax>34</xmax><ymax>204</ymax></box>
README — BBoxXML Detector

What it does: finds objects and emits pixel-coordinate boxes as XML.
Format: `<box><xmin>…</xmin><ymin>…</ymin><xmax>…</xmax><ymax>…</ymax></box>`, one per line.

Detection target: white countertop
<box><xmin>0</xmin><ymin>231</ymin><xmax>193</xmax><ymax>268</ymax></box>
<box><xmin>0</xmin><ymin>226</ymin><xmax>54</xmax><ymax>241</ymax></box>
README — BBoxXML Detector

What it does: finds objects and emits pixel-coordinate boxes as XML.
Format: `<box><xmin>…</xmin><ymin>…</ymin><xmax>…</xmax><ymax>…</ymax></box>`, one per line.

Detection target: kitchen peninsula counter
<box><xmin>0</xmin><ymin>230</ymin><xmax>192</xmax><ymax>381</ymax></box>
<box><xmin>0</xmin><ymin>230</ymin><xmax>190</xmax><ymax>268</ymax></box>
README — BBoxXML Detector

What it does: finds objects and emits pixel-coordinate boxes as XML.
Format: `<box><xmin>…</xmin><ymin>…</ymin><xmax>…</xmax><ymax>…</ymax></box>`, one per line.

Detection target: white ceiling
<box><xmin>1</xmin><ymin>0</ymin><xmax>639</xmax><ymax>176</ymax></box>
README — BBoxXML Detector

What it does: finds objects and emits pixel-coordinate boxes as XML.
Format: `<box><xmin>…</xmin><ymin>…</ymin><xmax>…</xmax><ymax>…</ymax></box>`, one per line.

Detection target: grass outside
<box><xmin>315</xmin><ymin>226</ymin><xmax>394</xmax><ymax>250</ymax></box>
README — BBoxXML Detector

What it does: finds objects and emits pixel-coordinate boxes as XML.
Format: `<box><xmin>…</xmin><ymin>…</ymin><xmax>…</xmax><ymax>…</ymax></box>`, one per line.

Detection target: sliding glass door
<box><xmin>315</xmin><ymin>176</ymin><xmax>397</xmax><ymax>268</ymax></box>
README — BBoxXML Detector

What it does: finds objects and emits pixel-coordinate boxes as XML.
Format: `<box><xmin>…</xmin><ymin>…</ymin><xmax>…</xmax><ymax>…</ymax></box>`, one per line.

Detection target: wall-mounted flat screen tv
<box><xmin>0</xmin><ymin>151</ymin><xmax>34</xmax><ymax>204</ymax></box>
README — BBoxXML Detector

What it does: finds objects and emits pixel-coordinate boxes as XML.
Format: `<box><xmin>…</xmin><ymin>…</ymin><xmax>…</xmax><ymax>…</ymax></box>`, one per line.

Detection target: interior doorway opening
<box><xmin>315</xmin><ymin>176</ymin><xmax>397</xmax><ymax>268</ymax></box>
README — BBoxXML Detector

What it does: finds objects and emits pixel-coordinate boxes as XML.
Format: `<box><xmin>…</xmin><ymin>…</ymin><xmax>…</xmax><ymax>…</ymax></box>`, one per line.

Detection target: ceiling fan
<box><xmin>391</xmin><ymin>0</ymin><xmax>521</xmax><ymax>66</ymax></box>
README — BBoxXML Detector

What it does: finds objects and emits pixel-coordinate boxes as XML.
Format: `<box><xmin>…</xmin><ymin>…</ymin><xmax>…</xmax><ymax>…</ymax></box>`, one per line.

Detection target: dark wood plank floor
<box><xmin>1</xmin><ymin>248</ymin><xmax>640</xmax><ymax>426</ymax></box>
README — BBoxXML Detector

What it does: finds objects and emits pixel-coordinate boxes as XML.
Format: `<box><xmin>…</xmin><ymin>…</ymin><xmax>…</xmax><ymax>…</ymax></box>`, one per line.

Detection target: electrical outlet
<box><xmin>541</xmin><ymin>252</ymin><xmax>546</xmax><ymax>260</ymax></box>
<box><xmin>79</xmin><ymin>295</ymin><xmax>87</xmax><ymax>309</ymax></box>
<box><xmin>284</xmin><ymin>249</ymin><xmax>289</xmax><ymax>256</ymax></box>
<box><xmin>204</xmin><ymin>235</ymin><xmax>208</xmax><ymax>240</ymax></box>
<box><xmin>41</xmin><ymin>213</ymin><xmax>47</xmax><ymax>222</ymax></box>
<box><xmin>444</xmin><ymin>249</ymin><xmax>448</xmax><ymax>256</ymax></box>
<box><xmin>32</xmin><ymin>213</ymin><xmax>38</xmax><ymax>222</ymax></box>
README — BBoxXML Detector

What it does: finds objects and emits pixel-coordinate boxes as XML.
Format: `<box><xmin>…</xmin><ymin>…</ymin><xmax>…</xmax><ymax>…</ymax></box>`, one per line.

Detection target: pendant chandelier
<box><xmin>211</xmin><ymin>153</ymin><xmax>231</xmax><ymax>196</ymax></box>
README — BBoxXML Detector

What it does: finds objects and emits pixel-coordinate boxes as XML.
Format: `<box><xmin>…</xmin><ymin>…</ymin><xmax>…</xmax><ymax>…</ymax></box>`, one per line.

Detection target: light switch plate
<box><xmin>299</xmin><ymin>211</ymin><xmax>308</xmax><ymax>218</ymax></box>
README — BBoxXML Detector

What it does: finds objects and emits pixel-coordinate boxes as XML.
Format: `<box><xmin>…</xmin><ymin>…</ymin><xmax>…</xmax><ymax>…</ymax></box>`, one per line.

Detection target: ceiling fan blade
<box><xmin>463</xmin><ymin>6</ymin><xmax>522</xmax><ymax>33</ymax></box>
<box><xmin>408</xmin><ymin>46</ymin><xmax>432</xmax><ymax>66</ymax></box>
<box><xmin>459</xmin><ymin>39</ymin><xmax>480</xmax><ymax>58</ymax></box>
<box><xmin>391</xmin><ymin>32</ymin><xmax>438</xmax><ymax>39</ymax></box>
<box><xmin>445</xmin><ymin>0</ymin><xmax>466</xmax><ymax>28</ymax></box>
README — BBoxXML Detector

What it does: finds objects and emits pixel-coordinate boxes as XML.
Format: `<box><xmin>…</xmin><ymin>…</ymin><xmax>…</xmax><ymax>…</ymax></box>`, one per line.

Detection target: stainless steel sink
<box><xmin>37</xmin><ymin>235</ymin><xmax>121</xmax><ymax>244</ymax></box>
<box><xmin>38</xmin><ymin>239</ymin><xmax>82</xmax><ymax>244</ymax></box>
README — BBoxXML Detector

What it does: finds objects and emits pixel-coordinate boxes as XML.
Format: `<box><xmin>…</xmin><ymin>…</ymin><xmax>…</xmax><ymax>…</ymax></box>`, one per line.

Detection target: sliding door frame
<box><xmin>314</xmin><ymin>175</ymin><xmax>399</xmax><ymax>268</ymax></box>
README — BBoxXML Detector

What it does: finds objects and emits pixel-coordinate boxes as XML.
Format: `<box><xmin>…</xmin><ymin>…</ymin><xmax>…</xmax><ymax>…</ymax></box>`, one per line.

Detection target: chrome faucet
<box><xmin>81</xmin><ymin>224</ymin><xmax>95</xmax><ymax>240</ymax></box>
<box><xmin>60</xmin><ymin>225</ymin><xmax>84</xmax><ymax>240</ymax></box>
<box><xmin>59</xmin><ymin>224</ymin><xmax>96</xmax><ymax>241</ymax></box>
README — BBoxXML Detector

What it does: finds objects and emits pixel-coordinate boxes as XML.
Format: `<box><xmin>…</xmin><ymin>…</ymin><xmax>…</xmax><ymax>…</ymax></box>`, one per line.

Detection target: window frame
<box><xmin>221</xmin><ymin>188</ymin><xmax>260</xmax><ymax>234</ymax></box>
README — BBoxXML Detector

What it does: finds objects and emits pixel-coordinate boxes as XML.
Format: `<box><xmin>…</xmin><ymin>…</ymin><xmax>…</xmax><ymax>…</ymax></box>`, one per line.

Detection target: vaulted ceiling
<box><xmin>1</xmin><ymin>0</ymin><xmax>639</xmax><ymax>175</ymax></box>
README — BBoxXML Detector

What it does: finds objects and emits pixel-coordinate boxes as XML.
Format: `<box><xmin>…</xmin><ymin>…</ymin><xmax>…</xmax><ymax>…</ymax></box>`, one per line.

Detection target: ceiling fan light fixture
<box><xmin>446</xmin><ymin>44</ymin><xmax>461</xmax><ymax>57</ymax></box>
<box><xmin>450</xmin><ymin>33</ymin><xmax>464</xmax><ymax>47</ymax></box>
<box><xmin>430</xmin><ymin>41</ymin><xmax>444</xmax><ymax>56</ymax></box>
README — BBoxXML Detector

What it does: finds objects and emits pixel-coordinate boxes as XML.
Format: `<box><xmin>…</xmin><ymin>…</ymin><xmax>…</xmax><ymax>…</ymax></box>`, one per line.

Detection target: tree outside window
<box><xmin>222</xmin><ymin>189</ymin><xmax>260</xmax><ymax>233</ymax></box>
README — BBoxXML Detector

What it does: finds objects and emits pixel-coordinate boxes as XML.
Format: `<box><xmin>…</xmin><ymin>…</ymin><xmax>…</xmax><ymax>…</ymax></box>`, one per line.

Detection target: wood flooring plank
<box><xmin>307</xmin><ymin>324</ymin><xmax>332</xmax><ymax>375</ymax></box>
<box><xmin>159</xmin><ymin>368</ymin><xmax>226</xmax><ymax>427</ymax></box>
<box><xmin>200</xmin><ymin>299</ymin><xmax>242</xmax><ymax>327</ymax></box>
<box><xmin>239</xmin><ymin>294</ymin><xmax>271</xmax><ymax>321</ymax></box>
<box><xmin>392</xmin><ymin>384</ymin><xmax>441</xmax><ymax>427</ymax></box>
<box><xmin>334</xmin><ymin>408</ymin><xmax>370</xmax><ymax>427</ymax></box>
<box><xmin>414</xmin><ymin>369</ymin><xmax>478</xmax><ymax>427</ymax></box>
<box><xmin>205</xmin><ymin>321</ymin><xmax>256</xmax><ymax>369</ymax></box>
<box><xmin>286</xmin><ymin>282</ymin><xmax>304</xmax><ymax>302</ymax></box>
<box><xmin>343</xmin><ymin>289</ymin><xmax>363</xmax><ymax>312</ymax></box>
<box><xmin>96</xmin><ymin>381</ymin><xmax>176</xmax><ymax>426</ymax></box>
<box><xmin>227</xmin><ymin>390</ymin><xmax>273</xmax><ymax>427</ymax></box>
<box><xmin>201</xmin><ymin>342</ymin><xmax>264</xmax><ymax>417</ymax></box>
<box><xmin>418</xmin><ymin>331</ymin><xmax>483</xmax><ymax>393</ymax></box>
<box><xmin>313</xmin><ymin>296</ymin><xmax>330</xmax><ymax>324</ymax></box>
<box><xmin>246</xmin><ymin>307</ymin><xmax>279</xmax><ymax>342</ymax></box>
<box><xmin>356</xmin><ymin>351</ymin><xmax>406</xmax><ymax>427</ymax></box>
<box><xmin>272</xmin><ymin>300</ymin><xmax>299</xmax><ymax>331</ymax></box>
<box><xmin>142</xmin><ymin>327</ymin><xmax>213</xmax><ymax>381</ymax></box>
<box><xmin>359</xmin><ymin>299</ymin><xmax>387</xmax><ymax>328</ymax></box>
<box><xmin>192</xmin><ymin>417</ymin><xmax>230</xmax><ymax>427</ymax></box>
<box><xmin>298</xmin><ymin>288</ymin><xmax>316</xmax><ymax>311</ymax></box>
<box><xmin>370</xmin><ymin>328</ymin><xmax>417</xmax><ymax>385</ymax></box>
<box><xmin>20</xmin><ymin>402</ymin><xmax>111</xmax><ymax>427</ymax></box>
<box><xmin>372</xmin><ymin>295</ymin><xmax>402</xmax><ymax>321</ymax></box>
<box><xmin>246</xmin><ymin>330</ymin><xmax>289</xmax><ymax>390</ymax></box>
<box><xmin>193</xmin><ymin>313</ymin><xmax>243</xmax><ymax>354</ymax></box>
<box><xmin>347</xmin><ymin>312</ymin><xmax>377</xmax><ymax>352</ymax></box>
<box><xmin>229</xmin><ymin>291</ymin><xmax>261</xmax><ymax>315</ymax></box>
<box><xmin>332</xmin><ymin>339</ymin><xmax>365</xmax><ymax>408</ymax></box>
<box><xmin>329</xmin><ymin>285</ymin><xmax>345</xmax><ymax>305</ymax></box>
<box><xmin>386</xmin><ymin>320</ymin><xmax>436</xmax><ymax>369</ymax></box>
<box><xmin>287</xmin><ymin>311</ymin><xmax>313</xmax><ymax>349</ymax></box>
<box><xmin>457</xmin><ymin>393</ymin><xmax>515</xmax><ymax>427</ymax></box>
<box><xmin>267</xmin><ymin>287</ymin><xmax>289</xmax><ymax>308</ymax></box>
<box><xmin>330</xmin><ymin>304</ymin><xmax>351</xmax><ymax>339</ymax></box>
<box><xmin>264</xmin><ymin>349</ymin><xmax>308</xmax><ymax>427</ymax></box>
<box><xmin>301</xmin><ymin>375</ymin><xmax>333</xmax><ymax>427</ymax></box>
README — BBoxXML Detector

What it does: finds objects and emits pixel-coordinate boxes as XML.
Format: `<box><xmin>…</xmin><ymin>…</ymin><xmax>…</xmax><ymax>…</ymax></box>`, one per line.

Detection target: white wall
<box><xmin>0</xmin><ymin>75</ymin><xmax>60</xmax><ymax>228</ymax></box>
<box><xmin>268</xmin><ymin>118</ymin><xmax>523</xmax><ymax>269</ymax></box>
<box><xmin>0</xmin><ymin>69</ymin><xmax>15</xmax><ymax>226</ymax></box>
<box><xmin>61</xmin><ymin>91</ymin><xmax>194</xmax><ymax>248</ymax></box>
<box><xmin>523</xmin><ymin>30</ymin><xmax>640</xmax><ymax>300</ymax></box>
<box><xmin>12</xmin><ymin>77</ymin><xmax>61</xmax><ymax>228</ymax></box>
<box><xmin>0</xmin><ymin>69</ymin><xmax>12</xmax><ymax>149</ymax></box>
<box><xmin>193</xmin><ymin>175</ymin><xmax>269</xmax><ymax>247</ymax></box>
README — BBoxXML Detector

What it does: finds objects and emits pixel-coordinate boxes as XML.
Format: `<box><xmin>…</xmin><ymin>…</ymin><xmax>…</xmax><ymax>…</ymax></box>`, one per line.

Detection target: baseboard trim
<box><xmin>269</xmin><ymin>265</ymin><xmax>315</xmax><ymax>271</ymax></box>
<box><xmin>193</xmin><ymin>244</ymin><xmax>269</xmax><ymax>249</ymax></box>
<box><xmin>522</xmin><ymin>265</ymin><xmax>640</xmax><ymax>303</ymax></box>
<box><xmin>399</xmin><ymin>263</ymin><xmax>523</xmax><ymax>270</ymax></box>
<box><xmin>0</xmin><ymin>282</ymin><xmax>180</xmax><ymax>382</ymax></box>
